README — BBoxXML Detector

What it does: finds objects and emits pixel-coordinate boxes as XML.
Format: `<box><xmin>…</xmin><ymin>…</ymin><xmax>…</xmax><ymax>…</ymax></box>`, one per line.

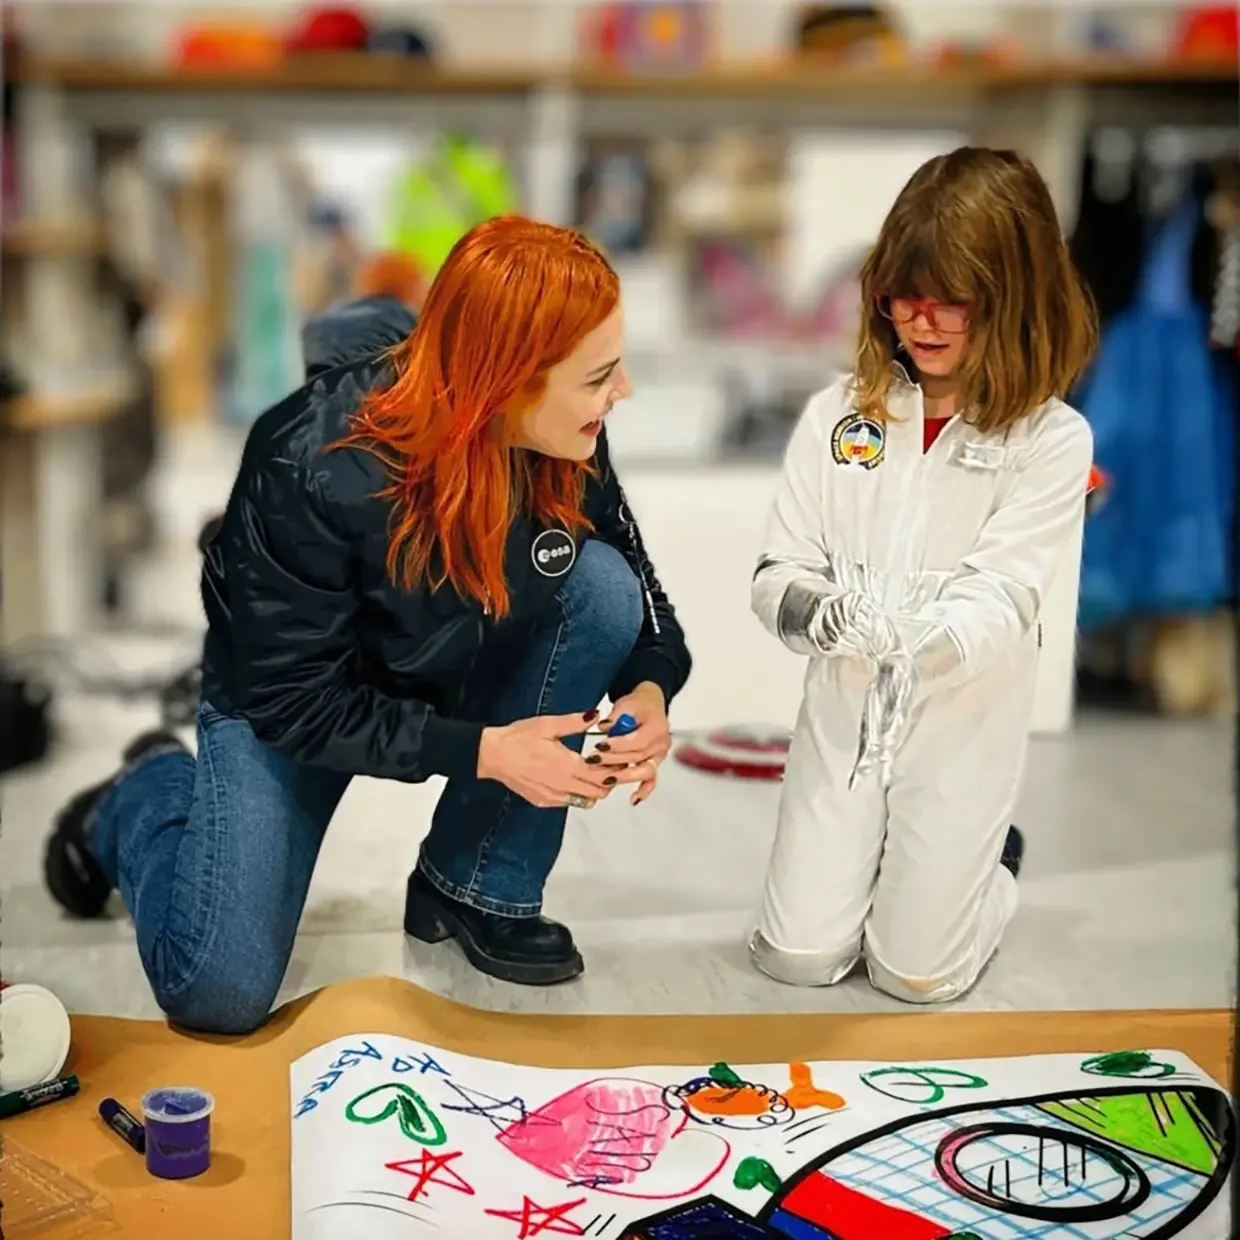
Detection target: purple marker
<box><xmin>99</xmin><ymin>1097</ymin><xmax>146</xmax><ymax>1154</ymax></box>
<box><xmin>141</xmin><ymin>1086</ymin><xmax>214</xmax><ymax>1180</ymax></box>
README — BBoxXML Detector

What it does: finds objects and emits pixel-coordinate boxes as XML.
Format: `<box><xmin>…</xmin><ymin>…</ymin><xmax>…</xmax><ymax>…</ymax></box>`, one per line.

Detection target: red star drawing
<box><xmin>483</xmin><ymin>1195</ymin><xmax>587</xmax><ymax>1238</ymax></box>
<box><xmin>385</xmin><ymin>1149</ymin><xmax>475</xmax><ymax>1203</ymax></box>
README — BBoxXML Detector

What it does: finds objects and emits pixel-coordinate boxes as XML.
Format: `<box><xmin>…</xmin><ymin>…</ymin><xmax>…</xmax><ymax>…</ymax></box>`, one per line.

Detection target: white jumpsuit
<box><xmin>750</xmin><ymin>365</ymin><xmax>1094</xmax><ymax>1003</ymax></box>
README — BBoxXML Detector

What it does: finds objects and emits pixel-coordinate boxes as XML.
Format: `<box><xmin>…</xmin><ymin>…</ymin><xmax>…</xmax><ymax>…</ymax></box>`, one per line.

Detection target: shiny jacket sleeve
<box><xmin>590</xmin><ymin>430</ymin><xmax>692</xmax><ymax>707</ymax></box>
<box><xmin>751</xmin><ymin>386</ymin><xmax>847</xmax><ymax>656</ymax></box>
<box><xmin>897</xmin><ymin>406</ymin><xmax>1094</xmax><ymax>692</ymax></box>
<box><xmin>224</xmin><ymin>455</ymin><xmax>484</xmax><ymax>781</ymax></box>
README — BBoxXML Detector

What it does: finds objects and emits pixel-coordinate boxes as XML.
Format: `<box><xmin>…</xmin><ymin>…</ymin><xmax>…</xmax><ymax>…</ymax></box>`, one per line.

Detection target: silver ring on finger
<box><xmin>565</xmin><ymin>793</ymin><xmax>593</xmax><ymax>809</ymax></box>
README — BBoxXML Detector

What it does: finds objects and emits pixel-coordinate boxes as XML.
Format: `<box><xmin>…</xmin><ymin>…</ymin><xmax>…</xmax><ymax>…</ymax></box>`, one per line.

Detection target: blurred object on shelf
<box><xmin>582</xmin><ymin>1</ymin><xmax>711</xmax><ymax>73</ymax></box>
<box><xmin>367</xmin><ymin>24</ymin><xmax>435</xmax><ymax>59</ymax></box>
<box><xmin>689</xmin><ymin>235</ymin><xmax>786</xmax><ymax>337</ymax></box>
<box><xmin>931</xmin><ymin>38</ymin><xmax>1020</xmax><ymax>69</ymax></box>
<box><xmin>794</xmin><ymin>4</ymin><xmax>905</xmax><ymax>65</ymax></box>
<box><xmin>355</xmin><ymin>252</ymin><xmax>430</xmax><ymax>314</ymax></box>
<box><xmin>385</xmin><ymin>133</ymin><xmax>516</xmax><ymax>280</ymax></box>
<box><xmin>1174</xmin><ymin>5</ymin><xmax>1239</xmax><ymax>62</ymax></box>
<box><xmin>175</xmin><ymin>23</ymin><xmax>284</xmax><ymax>70</ymax></box>
<box><xmin>225</xmin><ymin>142</ymin><xmax>303</xmax><ymax>426</ymax></box>
<box><xmin>668</xmin><ymin>129</ymin><xmax>786</xmax><ymax>237</ymax></box>
<box><xmin>286</xmin><ymin>6</ymin><xmax>371</xmax><ymax>55</ymax></box>
<box><xmin>301</xmin><ymin>201</ymin><xmax>362</xmax><ymax>314</ymax></box>
<box><xmin>792</xmin><ymin>248</ymin><xmax>866</xmax><ymax>343</ymax></box>
<box><xmin>575</xmin><ymin>140</ymin><xmax>658</xmax><ymax>256</ymax></box>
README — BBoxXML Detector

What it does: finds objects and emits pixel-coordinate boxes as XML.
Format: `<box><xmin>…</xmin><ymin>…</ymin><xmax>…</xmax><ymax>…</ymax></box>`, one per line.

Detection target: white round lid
<box><xmin>0</xmin><ymin>984</ymin><xmax>72</xmax><ymax>1093</ymax></box>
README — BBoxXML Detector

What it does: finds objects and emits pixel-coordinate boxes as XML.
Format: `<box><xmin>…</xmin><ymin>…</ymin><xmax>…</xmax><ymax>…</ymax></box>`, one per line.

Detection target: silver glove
<box><xmin>849</xmin><ymin>653</ymin><xmax>917</xmax><ymax>789</ymax></box>
<box><xmin>812</xmin><ymin>591</ymin><xmax>899</xmax><ymax>659</ymax></box>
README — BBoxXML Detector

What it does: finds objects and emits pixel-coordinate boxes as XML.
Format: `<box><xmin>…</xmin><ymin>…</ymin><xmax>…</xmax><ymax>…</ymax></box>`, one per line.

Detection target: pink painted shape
<box><xmin>497</xmin><ymin>1077</ymin><xmax>728</xmax><ymax>1200</ymax></box>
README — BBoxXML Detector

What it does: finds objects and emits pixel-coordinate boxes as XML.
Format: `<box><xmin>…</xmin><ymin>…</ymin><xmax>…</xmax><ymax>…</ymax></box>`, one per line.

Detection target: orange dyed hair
<box><xmin>333</xmin><ymin>215</ymin><xmax>620</xmax><ymax>617</ymax></box>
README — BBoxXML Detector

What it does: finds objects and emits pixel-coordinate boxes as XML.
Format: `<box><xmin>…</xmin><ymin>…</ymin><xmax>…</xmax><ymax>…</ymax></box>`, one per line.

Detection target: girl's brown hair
<box><xmin>332</xmin><ymin>216</ymin><xmax>618</xmax><ymax>617</ymax></box>
<box><xmin>853</xmin><ymin>146</ymin><xmax>1098</xmax><ymax>433</ymax></box>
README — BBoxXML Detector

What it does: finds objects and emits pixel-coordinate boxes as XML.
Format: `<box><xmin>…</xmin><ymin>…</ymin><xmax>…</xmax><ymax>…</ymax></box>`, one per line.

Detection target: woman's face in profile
<box><xmin>516</xmin><ymin>307</ymin><xmax>631</xmax><ymax>461</ymax></box>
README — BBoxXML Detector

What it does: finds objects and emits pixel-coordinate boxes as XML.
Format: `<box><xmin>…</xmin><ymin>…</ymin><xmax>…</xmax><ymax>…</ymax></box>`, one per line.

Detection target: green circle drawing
<box><xmin>345</xmin><ymin>1083</ymin><xmax>447</xmax><ymax>1146</ymax></box>
<box><xmin>860</xmin><ymin>1067</ymin><xmax>989</xmax><ymax>1105</ymax></box>
<box><xmin>1080</xmin><ymin>1051</ymin><xmax>1176</xmax><ymax>1080</ymax></box>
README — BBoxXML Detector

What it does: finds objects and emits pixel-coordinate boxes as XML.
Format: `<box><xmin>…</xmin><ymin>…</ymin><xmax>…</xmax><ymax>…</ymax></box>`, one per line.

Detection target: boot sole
<box><xmin>404</xmin><ymin>895</ymin><xmax>584</xmax><ymax>987</ymax></box>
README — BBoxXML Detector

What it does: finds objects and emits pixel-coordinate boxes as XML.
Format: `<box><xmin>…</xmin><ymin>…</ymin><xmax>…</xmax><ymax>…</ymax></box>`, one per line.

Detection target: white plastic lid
<box><xmin>141</xmin><ymin>1086</ymin><xmax>215</xmax><ymax>1123</ymax></box>
<box><xmin>0</xmin><ymin>984</ymin><xmax>72</xmax><ymax>1093</ymax></box>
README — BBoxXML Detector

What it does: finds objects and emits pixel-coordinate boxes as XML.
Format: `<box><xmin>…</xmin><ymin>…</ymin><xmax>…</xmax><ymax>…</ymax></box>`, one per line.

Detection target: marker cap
<box><xmin>0</xmin><ymin>984</ymin><xmax>71</xmax><ymax>1093</ymax></box>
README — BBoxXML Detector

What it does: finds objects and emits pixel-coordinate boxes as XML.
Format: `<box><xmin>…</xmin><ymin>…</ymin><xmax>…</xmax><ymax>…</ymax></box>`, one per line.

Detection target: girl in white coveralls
<box><xmin>750</xmin><ymin>147</ymin><xmax>1099</xmax><ymax>1003</ymax></box>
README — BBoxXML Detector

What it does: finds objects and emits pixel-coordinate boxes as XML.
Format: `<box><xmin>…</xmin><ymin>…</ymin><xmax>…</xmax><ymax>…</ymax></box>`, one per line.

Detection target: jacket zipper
<box><xmin>617</xmin><ymin>489</ymin><xmax>661</xmax><ymax>636</ymax></box>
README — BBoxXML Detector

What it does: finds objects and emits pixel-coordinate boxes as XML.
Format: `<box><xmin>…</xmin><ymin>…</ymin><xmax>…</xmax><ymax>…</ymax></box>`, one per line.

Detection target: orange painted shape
<box><xmin>784</xmin><ymin>1062</ymin><xmax>846</xmax><ymax>1111</ymax></box>
<box><xmin>685</xmin><ymin>1084</ymin><xmax>772</xmax><ymax>1116</ymax></box>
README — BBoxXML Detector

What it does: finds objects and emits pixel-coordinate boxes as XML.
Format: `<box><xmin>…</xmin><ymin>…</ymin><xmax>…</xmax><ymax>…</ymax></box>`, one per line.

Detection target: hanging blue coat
<box><xmin>1076</xmin><ymin>193</ymin><xmax>1234</xmax><ymax>630</ymax></box>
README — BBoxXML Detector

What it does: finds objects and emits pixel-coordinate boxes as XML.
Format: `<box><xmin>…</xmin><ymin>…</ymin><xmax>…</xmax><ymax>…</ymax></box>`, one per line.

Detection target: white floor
<box><xmin>0</xmin><ymin>423</ymin><xmax>1234</xmax><ymax>1019</ymax></box>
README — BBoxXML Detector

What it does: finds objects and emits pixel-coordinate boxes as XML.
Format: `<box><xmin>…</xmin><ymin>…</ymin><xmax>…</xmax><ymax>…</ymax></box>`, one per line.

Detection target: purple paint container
<box><xmin>140</xmin><ymin>1086</ymin><xmax>214</xmax><ymax>1180</ymax></box>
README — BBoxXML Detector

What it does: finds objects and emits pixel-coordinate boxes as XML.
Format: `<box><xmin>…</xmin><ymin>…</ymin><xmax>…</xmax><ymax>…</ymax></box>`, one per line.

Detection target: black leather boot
<box><xmin>44</xmin><ymin>730</ymin><xmax>188</xmax><ymax>918</ymax></box>
<box><xmin>403</xmin><ymin>868</ymin><xmax>584</xmax><ymax>986</ymax></box>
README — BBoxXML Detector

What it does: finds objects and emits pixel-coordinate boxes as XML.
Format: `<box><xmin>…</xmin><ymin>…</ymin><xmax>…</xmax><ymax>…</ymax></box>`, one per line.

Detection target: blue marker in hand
<box><xmin>608</xmin><ymin>713</ymin><xmax>638</xmax><ymax>737</ymax></box>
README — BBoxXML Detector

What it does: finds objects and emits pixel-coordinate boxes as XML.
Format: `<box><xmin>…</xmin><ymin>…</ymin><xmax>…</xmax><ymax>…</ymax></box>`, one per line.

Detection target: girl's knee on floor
<box><xmin>748</xmin><ymin>928</ymin><xmax>861</xmax><ymax>988</ymax></box>
<box><xmin>863</xmin><ymin>941</ymin><xmax>979</xmax><ymax>1005</ymax></box>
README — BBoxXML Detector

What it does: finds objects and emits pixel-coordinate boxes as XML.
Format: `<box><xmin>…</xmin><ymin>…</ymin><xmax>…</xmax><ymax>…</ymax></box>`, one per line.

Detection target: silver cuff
<box><xmin>775</xmin><ymin>579</ymin><xmax>838</xmax><ymax>657</ymax></box>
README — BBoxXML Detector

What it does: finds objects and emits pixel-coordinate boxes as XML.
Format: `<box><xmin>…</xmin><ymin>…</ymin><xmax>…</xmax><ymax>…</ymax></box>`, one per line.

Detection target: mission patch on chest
<box><xmin>830</xmin><ymin>413</ymin><xmax>885</xmax><ymax>469</ymax></box>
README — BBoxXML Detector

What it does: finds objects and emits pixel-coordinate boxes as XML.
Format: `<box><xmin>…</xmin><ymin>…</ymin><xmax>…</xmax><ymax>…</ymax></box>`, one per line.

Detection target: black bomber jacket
<box><xmin>199</xmin><ymin>298</ymin><xmax>691</xmax><ymax>783</ymax></box>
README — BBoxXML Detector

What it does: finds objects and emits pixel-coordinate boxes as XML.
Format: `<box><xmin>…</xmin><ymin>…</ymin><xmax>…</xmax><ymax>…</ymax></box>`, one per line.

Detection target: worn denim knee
<box><xmin>153</xmin><ymin>957</ymin><xmax>282</xmax><ymax>1036</ymax></box>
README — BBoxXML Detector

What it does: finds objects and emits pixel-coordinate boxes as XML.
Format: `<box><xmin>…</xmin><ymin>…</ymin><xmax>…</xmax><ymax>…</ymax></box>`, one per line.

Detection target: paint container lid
<box><xmin>141</xmin><ymin>1087</ymin><xmax>215</xmax><ymax>1124</ymax></box>
<box><xmin>0</xmin><ymin>984</ymin><xmax>72</xmax><ymax>1093</ymax></box>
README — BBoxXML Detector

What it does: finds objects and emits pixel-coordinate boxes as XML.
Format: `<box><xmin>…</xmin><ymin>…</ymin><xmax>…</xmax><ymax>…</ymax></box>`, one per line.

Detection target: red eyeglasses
<box><xmin>876</xmin><ymin>294</ymin><xmax>970</xmax><ymax>334</ymax></box>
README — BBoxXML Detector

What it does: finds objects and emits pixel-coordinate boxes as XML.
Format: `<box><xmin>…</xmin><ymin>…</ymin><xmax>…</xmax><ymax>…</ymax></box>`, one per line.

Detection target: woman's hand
<box><xmin>595</xmin><ymin>682</ymin><xmax>671</xmax><ymax>805</ymax></box>
<box><xmin>477</xmin><ymin>713</ymin><xmax>618</xmax><ymax>809</ymax></box>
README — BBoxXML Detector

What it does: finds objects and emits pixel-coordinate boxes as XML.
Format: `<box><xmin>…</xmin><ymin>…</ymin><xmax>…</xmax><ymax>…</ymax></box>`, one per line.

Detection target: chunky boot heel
<box><xmin>403</xmin><ymin>872</ymin><xmax>453</xmax><ymax>943</ymax></box>
<box><xmin>402</xmin><ymin>867</ymin><xmax>584</xmax><ymax>985</ymax></box>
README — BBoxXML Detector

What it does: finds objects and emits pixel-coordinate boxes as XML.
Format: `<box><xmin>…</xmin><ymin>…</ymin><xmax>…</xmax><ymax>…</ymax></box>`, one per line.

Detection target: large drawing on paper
<box><xmin>289</xmin><ymin>1043</ymin><xmax>1232</xmax><ymax>1240</ymax></box>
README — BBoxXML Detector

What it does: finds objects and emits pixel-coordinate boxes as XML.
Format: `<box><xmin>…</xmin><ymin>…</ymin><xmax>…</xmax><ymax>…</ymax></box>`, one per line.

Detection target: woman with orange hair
<box><xmin>44</xmin><ymin>217</ymin><xmax>691</xmax><ymax>1033</ymax></box>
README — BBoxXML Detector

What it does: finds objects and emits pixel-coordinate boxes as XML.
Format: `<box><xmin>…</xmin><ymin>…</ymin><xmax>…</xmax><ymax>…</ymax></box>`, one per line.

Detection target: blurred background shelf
<box><xmin>1</xmin><ymin>380</ymin><xmax>134</xmax><ymax>432</ymax></box>
<box><xmin>13</xmin><ymin>52</ymin><xmax>1239</xmax><ymax>94</ymax></box>
<box><xmin>1</xmin><ymin>217</ymin><xmax>107</xmax><ymax>257</ymax></box>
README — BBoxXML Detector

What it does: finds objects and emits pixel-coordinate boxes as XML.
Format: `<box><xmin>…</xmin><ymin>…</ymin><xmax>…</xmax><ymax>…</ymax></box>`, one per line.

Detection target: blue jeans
<box><xmin>87</xmin><ymin>540</ymin><xmax>643</xmax><ymax>1034</ymax></box>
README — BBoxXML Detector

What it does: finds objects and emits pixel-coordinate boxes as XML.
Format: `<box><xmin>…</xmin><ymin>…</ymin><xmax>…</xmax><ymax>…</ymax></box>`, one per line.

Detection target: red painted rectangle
<box><xmin>781</xmin><ymin>1171</ymin><xmax>952</xmax><ymax>1240</ymax></box>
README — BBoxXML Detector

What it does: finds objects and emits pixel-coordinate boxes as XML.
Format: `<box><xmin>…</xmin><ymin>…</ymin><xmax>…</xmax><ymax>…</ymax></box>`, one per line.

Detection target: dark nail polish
<box><xmin>596</xmin><ymin>743</ymin><xmax>610</xmax><ymax>752</ymax></box>
<box><xmin>585</xmin><ymin>755</ymin><xmax>601</xmax><ymax>765</ymax></box>
<box><xmin>583</xmin><ymin>709</ymin><xmax>599</xmax><ymax>722</ymax></box>
<box><xmin>603</xmin><ymin>776</ymin><xmax>617</xmax><ymax>786</ymax></box>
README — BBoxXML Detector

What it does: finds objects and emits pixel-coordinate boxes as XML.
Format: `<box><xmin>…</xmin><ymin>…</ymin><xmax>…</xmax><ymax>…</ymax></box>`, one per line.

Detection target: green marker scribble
<box><xmin>860</xmin><ymin>1066</ymin><xmax>988</xmax><ymax>1105</ymax></box>
<box><xmin>1081</xmin><ymin>1050</ymin><xmax>1176</xmax><ymax>1079</ymax></box>
<box><xmin>708</xmin><ymin>1062</ymin><xmax>743</xmax><ymax>1087</ymax></box>
<box><xmin>345</xmin><ymin>1082</ymin><xmax>447</xmax><ymax>1146</ymax></box>
<box><xmin>733</xmin><ymin>1156</ymin><xmax>781</xmax><ymax>1193</ymax></box>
